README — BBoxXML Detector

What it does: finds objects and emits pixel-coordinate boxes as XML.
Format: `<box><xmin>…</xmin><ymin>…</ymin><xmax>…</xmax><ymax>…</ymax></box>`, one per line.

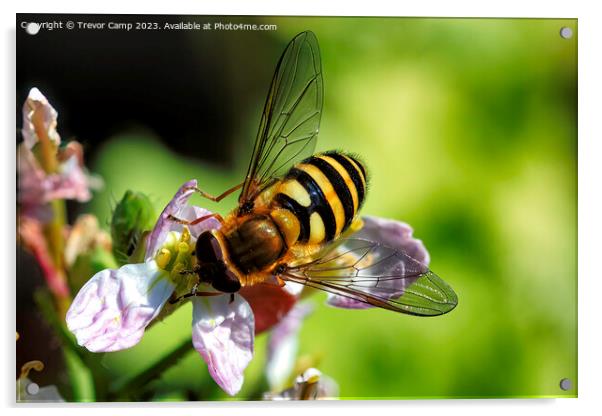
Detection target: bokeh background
<box><xmin>17</xmin><ymin>15</ymin><xmax>577</xmax><ymax>400</ymax></box>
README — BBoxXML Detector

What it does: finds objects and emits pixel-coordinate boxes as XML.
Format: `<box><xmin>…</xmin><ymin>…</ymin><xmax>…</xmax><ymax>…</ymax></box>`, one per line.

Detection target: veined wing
<box><xmin>280</xmin><ymin>238</ymin><xmax>458</xmax><ymax>316</ymax></box>
<box><xmin>239</xmin><ymin>31</ymin><xmax>323</xmax><ymax>207</ymax></box>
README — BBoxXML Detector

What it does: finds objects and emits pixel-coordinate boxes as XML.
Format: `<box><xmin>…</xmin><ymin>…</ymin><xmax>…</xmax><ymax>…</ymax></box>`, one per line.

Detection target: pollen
<box><xmin>155</xmin><ymin>228</ymin><xmax>195</xmax><ymax>282</ymax></box>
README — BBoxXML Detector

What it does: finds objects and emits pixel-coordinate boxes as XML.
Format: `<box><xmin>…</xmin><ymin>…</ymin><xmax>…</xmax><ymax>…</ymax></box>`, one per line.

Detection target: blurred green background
<box><xmin>36</xmin><ymin>16</ymin><xmax>580</xmax><ymax>400</ymax></box>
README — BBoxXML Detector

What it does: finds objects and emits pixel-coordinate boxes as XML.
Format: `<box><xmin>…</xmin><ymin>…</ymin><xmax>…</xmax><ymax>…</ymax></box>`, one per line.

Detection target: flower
<box><xmin>326</xmin><ymin>216</ymin><xmax>430</xmax><ymax>309</ymax></box>
<box><xmin>18</xmin><ymin>88</ymin><xmax>100</xmax><ymax>219</ymax></box>
<box><xmin>239</xmin><ymin>283</ymin><xmax>297</xmax><ymax>334</ymax></box>
<box><xmin>66</xmin><ymin>180</ymin><xmax>293</xmax><ymax>396</ymax></box>
<box><xmin>264</xmin><ymin>368</ymin><xmax>339</xmax><ymax>400</ymax></box>
<box><xmin>21</xmin><ymin>87</ymin><xmax>60</xmax><ymax>149</ymax></box>
<box><xmin>64</xmin><ymin>214</ymin><xmax>112</xmax><ymax>269</ymax></box>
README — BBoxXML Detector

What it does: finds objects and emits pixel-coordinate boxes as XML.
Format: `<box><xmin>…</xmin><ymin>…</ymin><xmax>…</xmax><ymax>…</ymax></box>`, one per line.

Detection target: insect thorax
<box><xmin>223</xmin><ymin>214</ymin><xmax>286</xmax><ymax>275</ymax></box>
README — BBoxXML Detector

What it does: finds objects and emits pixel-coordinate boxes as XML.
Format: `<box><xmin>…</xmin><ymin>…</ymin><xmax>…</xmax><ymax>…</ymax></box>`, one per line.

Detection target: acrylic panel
<box><xmin>16</xmin><ymin>14</ymin><xmax>577</xmax><ymax>402</ymax></box>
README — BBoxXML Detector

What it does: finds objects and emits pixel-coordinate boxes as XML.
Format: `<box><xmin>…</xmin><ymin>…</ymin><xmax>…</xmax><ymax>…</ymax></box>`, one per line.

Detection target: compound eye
<box><xmin>195</xmin><ymin>231</ymin><xmax>223</xmax><ymax>263</ymax></box>
<box><xmin>212</xmin><ymin>269</ymin><xmax>241</xmax><ymax>293</ymax></box>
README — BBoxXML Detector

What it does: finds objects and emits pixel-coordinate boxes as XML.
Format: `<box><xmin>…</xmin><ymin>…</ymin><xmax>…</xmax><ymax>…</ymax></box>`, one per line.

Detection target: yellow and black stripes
<box><xmin>322</xmin><ymin>151</ymin><xmax>367</xmax><ymax>209</ymax></box>
<box><xmin>274</xmin><ymin>151</ymin><xmax>368</xmax><ymax>245</ymax></box>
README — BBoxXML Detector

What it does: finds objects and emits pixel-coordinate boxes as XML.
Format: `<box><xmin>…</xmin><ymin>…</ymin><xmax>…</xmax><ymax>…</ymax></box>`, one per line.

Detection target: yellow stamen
<box><xmin>180</xmin><ymin>227</ymin><xmax>191</xmax><ymax>243</ymax></box>
<box><xmin>156</xmin><ymin>248</ymin><xmax>172</xmax><ymax>270</ymax></box>
<box><xmin>177</xmin><ymin>241</ymin><xmax>190</xmax><ymax>254</ymax></box>
<box><xmin>174</xmin><ymin>242</ymin><xmax>190</xmax><ymax>266</ymax></box>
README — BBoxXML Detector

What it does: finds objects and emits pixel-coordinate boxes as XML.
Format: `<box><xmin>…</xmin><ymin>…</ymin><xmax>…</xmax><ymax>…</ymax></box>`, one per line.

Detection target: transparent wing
<box><xmin>239</xmin><ymin>31</ymin><xmax>323</xmax><ymax>205</ymax></box>
<box><xmin>281</xmin><ymin>239</ymin><xmax>458</xmax><ymax>316</ymax></box>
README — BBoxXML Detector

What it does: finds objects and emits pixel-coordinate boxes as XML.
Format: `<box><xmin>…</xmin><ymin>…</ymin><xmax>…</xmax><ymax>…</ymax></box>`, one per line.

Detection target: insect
<box><xmin>169</xmin><ymin>31</ymin><xmax>457</xmax><ymax>316</ymax></box>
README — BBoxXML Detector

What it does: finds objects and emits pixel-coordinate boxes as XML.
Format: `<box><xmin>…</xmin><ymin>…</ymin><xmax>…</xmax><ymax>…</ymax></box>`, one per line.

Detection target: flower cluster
<box><xmin>17</xmin><ymin>88</ymin><xmax>102</xmax><ymax>309</ymax></box>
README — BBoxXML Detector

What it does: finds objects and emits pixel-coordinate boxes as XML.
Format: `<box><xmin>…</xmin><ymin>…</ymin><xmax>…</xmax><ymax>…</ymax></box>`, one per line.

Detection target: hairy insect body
<box><xmin>274</xmin><ymin>151</ymin><xmax>367</xmax><ymax>246</ymax></box>
<box><xmin>211</xmin><ymin>151</ymin><xmax>368</xmax><ymax>288</ymax></box>
<box><xmin>225</xmin><ymin>215</ymin><xmax>285</xmax><ymax>274</ymax></box>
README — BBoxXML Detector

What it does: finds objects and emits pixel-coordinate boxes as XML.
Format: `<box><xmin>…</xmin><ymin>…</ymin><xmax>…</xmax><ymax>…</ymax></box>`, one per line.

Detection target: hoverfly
<box><xmin>169</xmin><ymin>31</ymin><xmax>457</xmax><ymax>316</ymax></box>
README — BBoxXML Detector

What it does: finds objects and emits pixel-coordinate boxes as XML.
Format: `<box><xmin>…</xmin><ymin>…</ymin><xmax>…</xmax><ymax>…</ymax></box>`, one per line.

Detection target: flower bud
<box><xmin>110</xmin><ymin>190</ymin><xmax>156</xmax><ymax>266</ymax></box>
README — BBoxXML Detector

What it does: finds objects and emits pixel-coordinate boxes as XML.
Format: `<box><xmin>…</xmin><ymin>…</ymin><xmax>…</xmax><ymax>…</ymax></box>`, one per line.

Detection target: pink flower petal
<box><xmin>44</xmin><ymin>156</ymin><xmax>94</xmax><ymax>202</ymax></box>
<box><xmin>327</xmin><ymin>216</ymin><xmax>430</xmax><ymax>309</ymax></box>
<box><xmin>18</xmin><ymin>144</ymin><xmax>97</xmax><ymax>217</ymax></box>
<box><xmin>66</xmin><ymin>262</ymin><xmax>175</xmax><ymax>352</ymax></box>
<box><xmin>239</xmin><ymin>283</ymin><xmax>297</xmax><ymax>334</ymax></box>
<box><xmin>22</xmin><ymin>88</ymin><xmax>61</xmax><ymax>149</ymax></box>
<box><xmin>179</xmin><ymin>205</ymin><xmax>222</xmax><ymax>238</ymax></box>
<box><xmin>358</xmin><ymin>216</ymin><xmax>430</xmax><ymax>264</ymax></box>
<box><xmin>326</xmin><ymin>293</ymin><xmax>373</xmax><ymax>310</ymax></box>
<box><xmin>145</xmin><ymin>180</ymin><xmax>220</xmax><ymax>261</ymax></box>
<box><xmin>191</xmin><ymin>294</ymin><xmax>254</xmax><ymax>396</ymax></box>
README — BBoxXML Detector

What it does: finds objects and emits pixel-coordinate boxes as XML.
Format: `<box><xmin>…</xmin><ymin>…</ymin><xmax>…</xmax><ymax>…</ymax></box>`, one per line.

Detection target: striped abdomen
<box><xmin>273</xmin><ymin>151</ymin><xmax>368</xmax><ymax>245</ymax></box>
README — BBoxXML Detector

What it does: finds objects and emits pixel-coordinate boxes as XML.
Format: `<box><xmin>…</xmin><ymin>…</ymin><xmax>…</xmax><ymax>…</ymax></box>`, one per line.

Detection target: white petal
<box><xmin>191</xmin><ymin>294</ymin><xmax>254</xmax><ymax>396</ymax></box>
<box><xmin>144</xmin><ymin>180</ymin><xmax>220</xmax><ymax>262</ymax></box>
<box><xmin>66</xmin><ymin>261</ymin><xmax>175</xmax><ymax>352</ymax></box>
<box><xmin>22</xmin><ymin>87</ymin><xmax>61</xmax><ymax>149</ymax></box>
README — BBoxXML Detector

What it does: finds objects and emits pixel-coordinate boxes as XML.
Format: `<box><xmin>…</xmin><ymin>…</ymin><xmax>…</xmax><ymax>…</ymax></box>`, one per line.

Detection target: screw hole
<box><xmin>25</xmin><ymin>22</ymin><xmax>40</xmax><ymax>35</ymax></box>
<box><xmin>26</xmin><ymin>382</ymin><xmax>40</xmax><ymax>395</ymax></box>
<box><xmin>560</xmin><ymin>27</ymin><xmax>573</xmax><ymax>39</ymax></box>
<box><xmin>559</xmin><ymin>378</ymin><xmax>572</xmax><ymax>391</ymax></box>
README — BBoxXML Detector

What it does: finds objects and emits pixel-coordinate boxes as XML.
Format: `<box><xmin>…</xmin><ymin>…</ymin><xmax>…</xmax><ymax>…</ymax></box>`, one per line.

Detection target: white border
<box><xmin>3</xmin><ymin>1</ymin><xmax>601</xmax><ymax>415</ymax></box>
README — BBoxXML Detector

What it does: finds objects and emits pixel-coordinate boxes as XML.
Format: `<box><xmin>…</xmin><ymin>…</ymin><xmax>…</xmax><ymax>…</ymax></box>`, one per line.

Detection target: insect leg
<box><xmin>167</xmin><ymin>212</ymin><xmax>225</xmax><ymax>226</ymax></box>
<box><xmin>185</xmin><ymin>182</ymin><xmax>244</xmax><ymax>203</ymax></box>
<box><xmin>274</xmin><ymin>264</ymin><xmax>287</xmax><ymax>287</ymax></box>
<box><xmin>169</xmin><ymin>290</ymin><xmax>222</xmax><ymax>304</ymax></box>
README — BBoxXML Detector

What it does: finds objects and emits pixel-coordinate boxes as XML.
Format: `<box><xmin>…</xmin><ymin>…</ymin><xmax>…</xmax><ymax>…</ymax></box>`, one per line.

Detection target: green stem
<box><xmin>30</xmin><ymin>104</ymin><xmax>71</xmax><ymax>316</ymax></box>
<box><xmin>63</xmin><ymin>348</ymin><xmax>96</xmax><ymax>402</ymax></box>
<box><xmin>33</xmin><ymin>290</ymin><xmax>83</xmax><ymax>360</ymax></box>
<box><xmin>46</xmin><ymin>199</ymin><xmax>71</xmax><ymax>318</ymax></box>
<box><xmin>109</xmin><ymin>337</ymin><xmax>193</xmax><ymax>400</ymax></box>
<box><xmin>34</xmin><ymin>289</ymin><xmax>98</xmax><ymax>401</ymax></box>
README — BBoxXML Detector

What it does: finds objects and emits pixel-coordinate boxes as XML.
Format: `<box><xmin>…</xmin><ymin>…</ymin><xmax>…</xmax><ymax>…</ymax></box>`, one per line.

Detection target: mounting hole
<box><xmin>559</xmin><ymin>378</ymin><xmax>572</xmax><ymax>391</ymax></box>
<box><xmin>26</xmin><ymin>382</ymin><xmax>40</xmax><ymax>395</ymax></box>
<box><xmin>25</xmin><ymin>22</ymin><xmax>40</xmax><ymax>35</ymax></box>
<box><xmin>560</xmin><ymin>27</ymin><xmax>573</xmax><ymax>39</ymax></box>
